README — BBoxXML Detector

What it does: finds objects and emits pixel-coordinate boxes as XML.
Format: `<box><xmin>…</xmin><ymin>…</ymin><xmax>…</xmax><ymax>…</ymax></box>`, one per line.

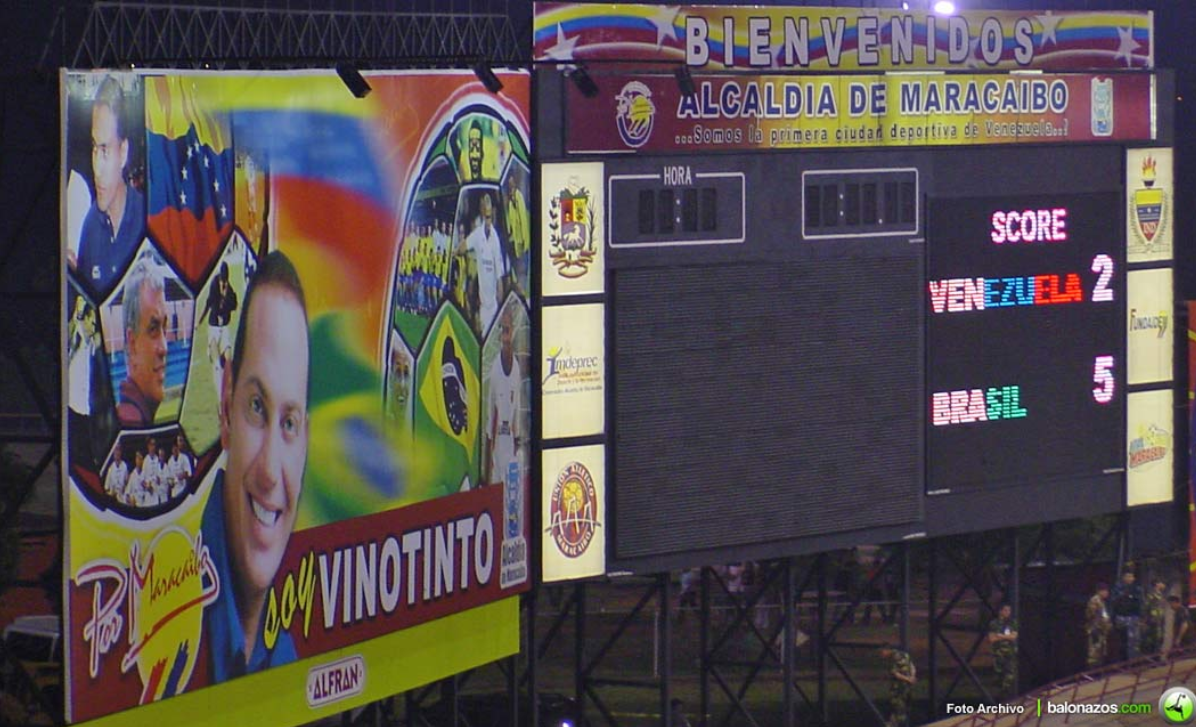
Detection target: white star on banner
<box><xmin>1114</xmin><ymin>26</ymin><xmax>1140</xmax><ymax>67</ymax></box>
<box><xmin>1035</xmin><ymin>13</ymin><xmax>1063</xmax><ymax>49</ymax></box>
<box><xmin>544</xmin><ymin>23</ymin><xmax>579</xmax><ymax>61</ymax></box>
<box><xmin>179</xmin><ymin>190</ymin><xmax>187</xmax><ymax>205</ymax></box>
<box><xmin>648</xmin><ymin>6</ymin><xmax>680</xmax><ymax>49</ymax></box>
<box><xmin>181</xmin><ymin>167</ymin><xmax>188</xmax><ymax>180</ymax></box>
<box><xmin>213</xmin><ymin>179</ymin><xmax>220</xmax><ymax>192</ymax></box>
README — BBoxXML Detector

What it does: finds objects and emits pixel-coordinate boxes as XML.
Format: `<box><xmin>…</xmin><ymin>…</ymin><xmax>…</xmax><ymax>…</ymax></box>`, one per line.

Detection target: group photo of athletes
<box><xmin>394</xmin><ymin>158</ymin><xmax>460</xmax><ymax>318</ymax></box>
<box><xmin>99</xmin><ymin>430</ymin><xmax>195</xmax><ymax>509</ymax></box>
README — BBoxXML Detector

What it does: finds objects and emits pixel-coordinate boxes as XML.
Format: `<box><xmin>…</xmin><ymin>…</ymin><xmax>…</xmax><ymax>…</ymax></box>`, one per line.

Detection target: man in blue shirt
<box><xmin>73</xmin><ymin>76</ymin><xmax>144</xmax><ymax>297</ymax></box>
<box><xmin>201</xmin><ymin>251</ymin><xmax>309</xmax><ymax>681</ymax></box>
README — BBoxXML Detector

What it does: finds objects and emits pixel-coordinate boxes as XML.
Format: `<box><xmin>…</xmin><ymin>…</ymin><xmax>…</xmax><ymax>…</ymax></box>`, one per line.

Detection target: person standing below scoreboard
<box><xmin>1086</xmin><ymin>582</ymin><xmax>1112</xmax><ymax>668</ymax></box>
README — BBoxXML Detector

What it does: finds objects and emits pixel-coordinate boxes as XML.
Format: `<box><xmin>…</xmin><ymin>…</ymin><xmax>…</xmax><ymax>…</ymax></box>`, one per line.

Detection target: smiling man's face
<box><xmin>219</xmin><ymin>283</ymin><xmax>309</xmax><ymax>603</ymax></box>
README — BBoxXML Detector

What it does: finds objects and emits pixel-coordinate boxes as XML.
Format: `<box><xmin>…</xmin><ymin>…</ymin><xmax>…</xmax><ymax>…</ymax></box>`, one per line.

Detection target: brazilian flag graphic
<box><xmin>416</xmin><ymin>305</ymin><xmax>480</xmax><ymax>495</ymax></box>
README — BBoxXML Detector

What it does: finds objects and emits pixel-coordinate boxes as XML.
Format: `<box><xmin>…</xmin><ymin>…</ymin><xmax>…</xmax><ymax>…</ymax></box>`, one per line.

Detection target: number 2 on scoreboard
<box><xmin>1092</xmin><ymin>356</ymin><xmax>1115</xmax><ymax>404</ymax></box>
<box><xmin>1091</xmin><ymin>254</ymin><xmax>1115</xmax><ymax>302</ymax></box>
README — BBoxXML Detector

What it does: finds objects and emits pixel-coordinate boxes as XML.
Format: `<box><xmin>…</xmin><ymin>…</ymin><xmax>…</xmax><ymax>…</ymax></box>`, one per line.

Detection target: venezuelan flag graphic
<box><xmin>146</xmin><ymin>76</ymin><xmax>235</xmax><ymax>286</ymax></box>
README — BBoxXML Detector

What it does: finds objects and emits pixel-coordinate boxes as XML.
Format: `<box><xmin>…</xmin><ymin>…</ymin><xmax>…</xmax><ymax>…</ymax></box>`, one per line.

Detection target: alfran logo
<box><xmin>616</xmin><ymin>81</ymin><xmax>655</xmax><ymax>148</ymax></box>
<box><xmin>307</xmin><ymin>655</ymin><xmax>366</xmax><ymax>709</ymax></box>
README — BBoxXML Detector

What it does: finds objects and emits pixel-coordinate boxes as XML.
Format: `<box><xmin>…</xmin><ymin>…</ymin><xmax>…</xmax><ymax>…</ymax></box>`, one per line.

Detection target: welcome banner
<box><xmin>533</xmin><ymin>3</ymin><xmax>1154</xmax><ymax>71</ymax></box>
<box><xmin>62</xmin><ymin>69</ymin><xmax>531</xmax><ymax>723</ymax></box>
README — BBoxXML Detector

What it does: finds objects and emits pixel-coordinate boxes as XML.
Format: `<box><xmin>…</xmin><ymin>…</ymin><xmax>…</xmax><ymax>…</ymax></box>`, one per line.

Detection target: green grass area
<box><xmin>153</xmin><ymin>383</ymin><xmax>184</xmax><ymax>423</ymax></box>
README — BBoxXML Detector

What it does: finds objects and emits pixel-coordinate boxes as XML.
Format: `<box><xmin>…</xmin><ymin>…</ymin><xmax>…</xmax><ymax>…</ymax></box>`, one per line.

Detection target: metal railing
<box><xmin>939</xmin><ymin>646</ymin><xmax>1196</xmax><ymax>726</ymax></box>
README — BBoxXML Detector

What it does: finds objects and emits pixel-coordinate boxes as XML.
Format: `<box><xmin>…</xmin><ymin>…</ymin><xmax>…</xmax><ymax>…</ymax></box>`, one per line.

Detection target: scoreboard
<box><xmin>926</xmin><ymin>194</ymin><xmax>1126</xmax><ymax>495</ymax></box>
<box><xmin>534</xmin><ymin>53</ymin><xmax>1170</xmax><ymax>568</ymax></box>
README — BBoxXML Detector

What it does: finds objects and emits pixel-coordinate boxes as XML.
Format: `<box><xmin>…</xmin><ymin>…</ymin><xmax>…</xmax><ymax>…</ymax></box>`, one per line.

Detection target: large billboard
<box><xmin>927</xmin><ymin>193</ymin><xmax>1126</xmax><ymax>495</ymax></box>
<box><xmin>533</xmin><ymin>4</ymin><xmax>1154</xmax><ymax>71</ymax></box>
<box><xmin>62</xmin><ymin>69</ymin><xmax>531</xmax><ymax>723</ymax></box>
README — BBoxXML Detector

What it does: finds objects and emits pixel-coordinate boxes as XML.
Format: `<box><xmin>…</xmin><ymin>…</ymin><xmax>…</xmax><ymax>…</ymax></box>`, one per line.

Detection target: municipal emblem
<box><xmin>547</xmin><ymin>180</ymin><xmax>597</xmax><ymax>279</ymax></box>
<box><xmin>547</xmin><ymin>461</ymin><xmax>600</xmax><ymax>559</ymax></box>
<box><xmin>615</xmin><ymin>81</ymin><xmax>655</xmax><ymax>149</ymax></box>
<box><xmin>1131</xmin><ymin>155</ymin><xmax>1166</xmax><ymax>249</ymax></box>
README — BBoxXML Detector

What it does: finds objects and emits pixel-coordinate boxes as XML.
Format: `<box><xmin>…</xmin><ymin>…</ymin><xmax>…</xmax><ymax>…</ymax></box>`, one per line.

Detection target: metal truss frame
<box><xmin>576</xmin><ymin>576</ymin><xmax>674</xmax><ymax>727</ymax></box>
<box><xmin>72</xmin><ymin>1</ymin><xmax>524</xmax><ymax>70</ymax></box>
<box><xmin>927</xmin><ymin>531</ymin><xmax>1019</xmax><ymax>715</ymax></box>
<box><xmin>698</xmin><ymin>560</ymin><xmax>803</xmax><ymax>727</ymax></box>
<box><xmin>815</xmin><ymin>546</ymin><xmax>912</xmax><ymax>727</ymax></box>
<box><xmin>521</xmin><ymin>551</ymin><xmax>915</xmax><ymax>727</ymax></box>
<box><xmin>925</xmin><ymin>516</ymin><xmax>1129</xmax><ymax>722</ymax></box>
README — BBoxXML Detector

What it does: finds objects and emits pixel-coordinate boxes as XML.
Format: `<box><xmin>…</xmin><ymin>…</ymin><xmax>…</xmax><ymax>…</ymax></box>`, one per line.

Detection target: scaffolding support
<box><xmin>72</xmin><ymin>1</ymin><xmax>524</xmax><ymax>69</ymax></box>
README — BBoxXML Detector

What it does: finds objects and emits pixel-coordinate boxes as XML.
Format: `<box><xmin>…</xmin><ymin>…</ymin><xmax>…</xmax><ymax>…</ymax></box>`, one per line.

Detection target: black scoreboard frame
<box><xmin>535</xmin><ymin>68</ymin><xmax>1176</xmax><ymax>573</ymax></box>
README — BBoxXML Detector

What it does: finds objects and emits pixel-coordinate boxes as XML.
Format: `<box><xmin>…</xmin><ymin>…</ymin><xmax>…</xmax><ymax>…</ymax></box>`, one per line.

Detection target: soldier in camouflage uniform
<box><xmin>880</xmin><ymin>645</ymin><xmax>916</xmax><ymax>727</ymax></box>
<box><xmin>1169</xmin><ymin>596</ymin><xmax>1191</xmax><ymax>654</ymax></box>
<box><xmin>1086</xmin><ymin>583</ymin><xmax>1112</xmax><ymax>669</ymax></box>
<box><xmin>987</xmin><ymin>603</ymin><xmax>1018</xmax><ymax>699</ymax></box>
<box><xmin>1140</xmin><ymin>578</ymin><xmax>1168</xmax><ymax>655</ymax></box>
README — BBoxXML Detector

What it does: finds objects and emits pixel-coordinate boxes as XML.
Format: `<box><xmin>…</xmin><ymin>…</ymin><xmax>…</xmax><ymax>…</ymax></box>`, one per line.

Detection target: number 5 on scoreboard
<box><xmin>1092</xmin><ymin>356</ymin><xmax>1115</xmax><ymax>404</ymax></box>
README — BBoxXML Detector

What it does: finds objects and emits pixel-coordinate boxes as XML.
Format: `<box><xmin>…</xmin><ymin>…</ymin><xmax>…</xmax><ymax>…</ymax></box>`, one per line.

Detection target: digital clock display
<box><xmin>927</xmin><ymin>193</ymin><xmax>1125</xmax><ymax>494</ymax></box>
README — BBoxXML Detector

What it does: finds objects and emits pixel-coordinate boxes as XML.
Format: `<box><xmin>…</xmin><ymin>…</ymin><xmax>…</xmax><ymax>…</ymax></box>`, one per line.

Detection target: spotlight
<box><xmin>901</xmin><ymin>1</ymin><xmax>910</xmax><ymax>9</ymax></box>
<box><xmin>336</xmin><ymin>62</ymin><xmax>372</xmax><ymax>99</ymax></box>
<box><xmin>932</xmin><ymin>0</ymin><xmax>957</xmax><ymax>14</ymax></box>
<box><xmin>564</xmin><ymin>64</ymin><xmax>599</xmax><ymax>99</ymax></box>
<box><xmin>473</xmin><ymin>60</ymin><xmax>504</xmax><ymax>94</ymax></box>
<box><xmin>673</xmin><ymin>64</ymin><xmax>696</xmax><ymax>98</ymax></box>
